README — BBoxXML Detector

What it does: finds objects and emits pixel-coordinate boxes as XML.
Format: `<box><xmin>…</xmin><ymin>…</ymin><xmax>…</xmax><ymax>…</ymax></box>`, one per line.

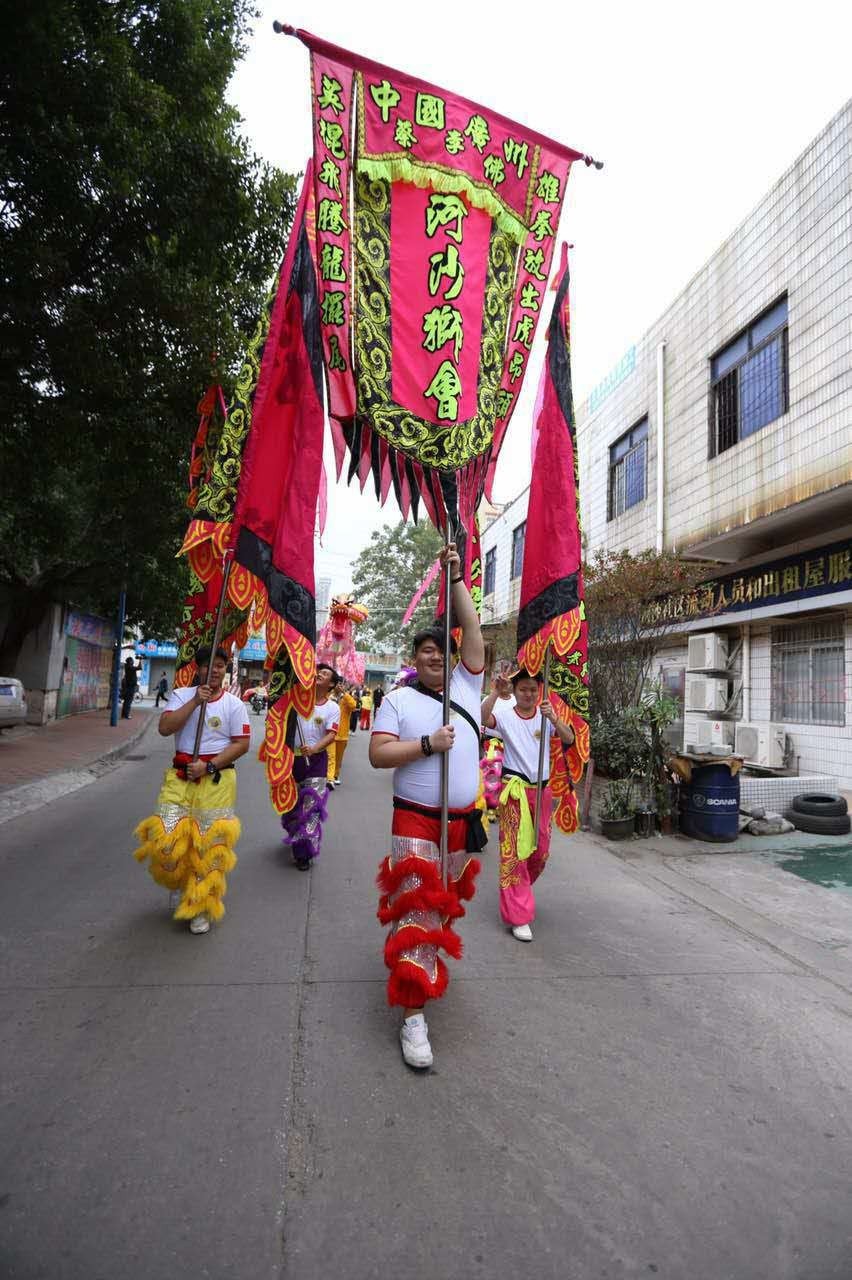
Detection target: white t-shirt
<box><xmin>296</xmin><ymin>698</ymin><xmax>339</xmax><ymax>750</ymax></box>
<box><xmin>372</xmin><ymin>661</ymin><xmax>484</xmax><ymax>809</ymax></box>
<box><xmin>166</xmin><ymin>687</ymin><xmax>251</xmax><ymax>755</ymax></box>
<box><xmin>491</xmin><ymin>698</ymin><xmax>552</xmax><ymax>784</ymax></box>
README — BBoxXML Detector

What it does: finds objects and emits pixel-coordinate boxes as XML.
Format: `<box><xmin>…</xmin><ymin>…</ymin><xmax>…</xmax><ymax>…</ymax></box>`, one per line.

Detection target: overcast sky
<box><xmin>228</xmin><ymin>0</ymin><xmax>852</xmax><ymax>591</ymax></box>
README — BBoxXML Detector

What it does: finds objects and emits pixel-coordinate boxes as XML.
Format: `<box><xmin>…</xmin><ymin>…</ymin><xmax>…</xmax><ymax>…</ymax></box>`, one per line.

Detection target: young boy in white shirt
<box><xmin>281</xmin><ymin>663</ymin><xmax>340</xmax><ymax>869</ymax></box>
<box><xmin>481</xmin><ymin>668</ymin><xmax>575</xmax><ymax>943</ymax></box>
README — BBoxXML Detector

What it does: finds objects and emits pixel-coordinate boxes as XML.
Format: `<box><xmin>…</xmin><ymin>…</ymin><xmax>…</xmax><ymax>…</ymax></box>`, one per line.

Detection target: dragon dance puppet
<box><xmin>316</xmin><ymin>593</ymin><xmax>369</xmax><ymax>685</ymax></box>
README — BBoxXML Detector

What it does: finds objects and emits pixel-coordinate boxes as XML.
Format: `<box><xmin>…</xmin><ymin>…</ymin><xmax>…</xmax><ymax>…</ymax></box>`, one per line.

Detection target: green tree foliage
<box><xmin>584</xmin><ymin>548</ymin><xmax>717</xmax><ymax>769</ymax></box>
<box><xmin>0</xmin><ymin>0</ymin><xmax>297</xmax><ymax>668</ymax></box>
<box><xmin>351</xmin><ymin>521</ymin><xmax>444</xmax><ymax>655</ymax></box>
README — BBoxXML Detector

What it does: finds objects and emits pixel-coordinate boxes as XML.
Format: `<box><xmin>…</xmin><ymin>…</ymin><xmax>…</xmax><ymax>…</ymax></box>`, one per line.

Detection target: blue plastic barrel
<box><xmin>679</xmin><ymin>763</ymin><xmax>740</xmax><ymax>843</ymax></box>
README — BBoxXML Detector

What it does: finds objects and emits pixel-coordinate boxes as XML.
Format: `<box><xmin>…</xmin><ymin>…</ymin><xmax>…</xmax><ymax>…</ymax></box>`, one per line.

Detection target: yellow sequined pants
<box><xmin>133</xmin><ymin>769</ymin><xmax>240</xmax><ymax>922</ymax></box>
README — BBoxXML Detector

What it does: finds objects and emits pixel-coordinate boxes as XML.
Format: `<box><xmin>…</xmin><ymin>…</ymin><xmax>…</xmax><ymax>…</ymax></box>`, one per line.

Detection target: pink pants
<box><xmin>498</xmin><ymin>784</ymin><xmax>553</xmax><ymax>927</ymax></box>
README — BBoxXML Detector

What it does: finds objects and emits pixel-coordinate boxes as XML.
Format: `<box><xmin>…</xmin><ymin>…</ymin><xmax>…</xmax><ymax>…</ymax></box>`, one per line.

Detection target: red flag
<box><xmin>286</xmin><ymin>25</ymin><xmax>589</xmax><ymax>537</ymax></box>
<box><xmin>181</xmin><ymin>166</ymin><xmax>326</xmax><ymax>814</ymax></box>
<box><xmin>516</xmin><ymin>245</ymin><xmax>590</xmax><ymax>832</ymax></box>
<box><xmin>223</xmin><ymin>166</ymin><xmax>326</xmax><ymax>814</ymax></box>
<box><xmin>172</xmin><ymin>568</ymin><xmax>250</xmax><ymax>689</ymax></box>
<box><xmin>187</xmin><ymin>384</ymin><xmax>227</xmax><ymax>511</ymax></box>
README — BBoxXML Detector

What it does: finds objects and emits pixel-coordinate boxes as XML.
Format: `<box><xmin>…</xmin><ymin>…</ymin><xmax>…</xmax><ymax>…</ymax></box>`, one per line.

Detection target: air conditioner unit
<box><xmin>685</xmin><ymin>675</ymin><xmax>730</xmax><ymax>713</ymax></box>
<box><xmin>688</xmin><ymin>632</ymin><xmax>728</xmax><ymax>672</ymax></box>
<box><xmin>734</xmin><ymin>721</ymin><xmax>785</xmax><ymax>768</ymax></box>
<box><xmin>693</xmin><ymin>719</ymin><xmax>733</xmax><ymax>752</ymax></box>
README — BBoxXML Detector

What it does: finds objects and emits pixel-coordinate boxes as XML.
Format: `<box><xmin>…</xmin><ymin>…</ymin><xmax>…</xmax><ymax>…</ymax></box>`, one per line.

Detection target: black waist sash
<box><xmin>392</xmin><ymin>796</ymin><xmax>488</xmax><ymax>853</ymax></box>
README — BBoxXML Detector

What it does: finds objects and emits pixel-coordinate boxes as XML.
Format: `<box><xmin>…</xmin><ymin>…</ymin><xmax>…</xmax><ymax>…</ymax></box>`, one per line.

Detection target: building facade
<box><xmin>481</xmin><ymin>99</ymin><xmax>852</xmax><ymax>787</ymax></box>
<box><xmin>3</xmin><ymin>603</ymin><xmax>115</xmax><ymax>724</ymax></box>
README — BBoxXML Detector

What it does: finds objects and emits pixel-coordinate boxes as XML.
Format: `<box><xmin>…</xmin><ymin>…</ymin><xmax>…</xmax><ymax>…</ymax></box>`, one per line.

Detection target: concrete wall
<box><xmin>3</xmin><ymin>603</ymin><xmax>67</xmax><ymax>725</ymax></box>
<box><xmin>576</xmin><ymin>100</ymin><xmax>852</xmax><ymax>556</ymax></box>
<box><xmin>478</xmin><ymin>100</ymin><xmax>852</xmax><ymax>788</ymax></box>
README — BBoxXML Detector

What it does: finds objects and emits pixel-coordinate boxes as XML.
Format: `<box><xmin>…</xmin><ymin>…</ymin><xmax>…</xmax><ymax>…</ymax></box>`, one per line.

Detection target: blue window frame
<box><xmin>608</xmin><ymin>417</ymin><xmax>648</xmax><ymax>520</ymax></box>
<box><xmin>711</xmin><ymin>297</ymin><xmax>788</xmax><ymax>455</ymax></box>
<box><xmin>484</xmin><ymin>547</ymin><xmax>497</xmax><ymax>596</ymax></box>
<box><xmin>511</xmin><ymin>523</ymin><xmax>525</xmax><ymax>579</ymax></box>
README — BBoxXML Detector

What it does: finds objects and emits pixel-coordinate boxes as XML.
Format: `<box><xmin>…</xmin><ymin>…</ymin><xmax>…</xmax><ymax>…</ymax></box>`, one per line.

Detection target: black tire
<box><xmin>791</xmin><ymin>793</ymin><xmax>848</xmax><ymax>818</ymax></box>
<box><xmin>784</xmin><ymin>809</ymin><xmax>851</xmax><ymax>836</ymax></box>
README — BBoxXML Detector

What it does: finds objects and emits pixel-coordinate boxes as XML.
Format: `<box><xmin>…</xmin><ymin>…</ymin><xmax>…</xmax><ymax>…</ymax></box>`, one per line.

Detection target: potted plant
<box><xmin>627</xmin><ymin>686</ymin><xmax>681</xmax><ymax>836</ymax></box>
<box><xmin>600</xmin><ymin>779</ymin><xmax>635</xmax><ymax>840</ymax></box>
<box><xmin>655</xmin><ymin>782</ymin><xmax>674</xmax><ymax>835</ymax></box>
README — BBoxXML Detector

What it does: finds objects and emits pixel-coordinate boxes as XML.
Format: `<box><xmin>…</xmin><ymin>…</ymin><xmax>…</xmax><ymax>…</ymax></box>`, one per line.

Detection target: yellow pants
<box><xmin>327</xmin><ymin>738</ymin><xmax>348</xmax><ymax>781</ymax></box>
<box><xmin>133</xmin><ymin>769</ymin><xmax>240</xmax><ymax>922</ymax></box>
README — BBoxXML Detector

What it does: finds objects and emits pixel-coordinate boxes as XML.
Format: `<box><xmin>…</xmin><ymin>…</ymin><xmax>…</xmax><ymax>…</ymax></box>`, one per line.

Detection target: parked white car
<box><xmin>0</xmin><ymin>677</ymin><xmax>27</xmax><ymax>729</ymax></box>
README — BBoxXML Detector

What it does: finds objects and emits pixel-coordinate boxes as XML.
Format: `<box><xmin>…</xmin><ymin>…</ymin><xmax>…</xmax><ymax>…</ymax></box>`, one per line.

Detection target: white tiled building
<box><xmin>481</xmin><ymin>99</ymin><xmax>852</xmax><ymax>788</ymax></box>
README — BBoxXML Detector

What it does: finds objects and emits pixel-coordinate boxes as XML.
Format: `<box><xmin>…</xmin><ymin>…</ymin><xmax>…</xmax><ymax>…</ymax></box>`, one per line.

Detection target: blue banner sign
<box><xmin>645</xmin><ymin>536</ymin><xmax>852</xmax><ymax>625</ymax></box>
<box><xmin>136</xmin><ymin>640</ymin><xmax>179</xmax><ymax>658</ymax></box>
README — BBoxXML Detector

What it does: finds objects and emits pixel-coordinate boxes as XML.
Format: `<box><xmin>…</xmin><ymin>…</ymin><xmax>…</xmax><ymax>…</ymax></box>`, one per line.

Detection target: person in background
<box><xmin>120</xmin><ymin>656</ymin><xmax>138</xmax><ymax>719</ymax></box>
<box><xmin>281</xmin><ymin>663</ymin><xmax>340</xmax><ymax>869</ymax></box>
<box><xmin>350</xmin><ymin>687</ymin><xmax>362</xmax><ymax>733</ymax></box>
<box><xmin>369</xmin><ymin>543</ymin><xmax>486</xmax><ymax>1071</ymax></box>
<box><xmin>359</xmin><ymin>685</ymin><xmax>373</xmax><ymax>730</ymax></box>
<box><xmin>481</xmin><ymin>669</ymin><xmax>575</xmax><ymax>943</ymax></box>
<box><xmin>328</xmin><ymin>683</ymin><xmax>357</xmax><ymax>788</ymax></box>
<box><xmin>155</xmin><ymin>671</ymin><xmax>169</xmax><ymax>708</ymax></box>
<box><xmin>373</xmin><ymin>684</ymin><xmax>384</xmax><ymax>713</ymax></box>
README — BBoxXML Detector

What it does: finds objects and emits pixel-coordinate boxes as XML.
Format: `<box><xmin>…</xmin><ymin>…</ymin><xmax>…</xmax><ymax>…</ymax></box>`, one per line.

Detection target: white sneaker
<box><xmin>512</xmin><ymin>923</ymin><xmax>533</xmax><ymax>942</ymax></box>
<box><xmin>189</xmin><ymin>913</ymin><xmax>210</xmax><ymax>935</ymax></box>
<box><xmin>168</xmin><ymin>890</ymin><xmax>182</xmax><ymax>913</ymax></box>
<box><xmin>400</xmin><ymin>1013</ymin><xmax>433</xmax><ymax>1069</ymax></box>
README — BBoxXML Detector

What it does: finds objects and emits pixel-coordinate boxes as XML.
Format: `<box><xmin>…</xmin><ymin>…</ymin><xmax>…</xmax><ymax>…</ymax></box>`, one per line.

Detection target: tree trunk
<box><xmin>0</xmin><ymin>587</ymin><xmax>54</xmax><ymax>674</ymax></box>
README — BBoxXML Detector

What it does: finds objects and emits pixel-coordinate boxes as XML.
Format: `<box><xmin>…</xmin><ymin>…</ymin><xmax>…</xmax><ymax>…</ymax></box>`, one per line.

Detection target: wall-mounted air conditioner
<box><xmin>687</xmin><ymin>632</ymin><xmax>728</xmax><ymax>672</ymax></box>
<box><xmin>685</xmin><ymin>675</ymin><xmax>730</xmax><ymax>713</ymax></box>
<box><xmin>734</xmin><ymin>722</ymin><xmax>785</xmax><ymax>768</ymax></box>
<box><xmin>692</xmin><ymin>719</ymin><xmax>733</xmax><ymax>752</ymax></box>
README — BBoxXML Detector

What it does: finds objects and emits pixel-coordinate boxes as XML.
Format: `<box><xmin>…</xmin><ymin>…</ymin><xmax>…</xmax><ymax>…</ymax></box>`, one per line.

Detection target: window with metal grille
<box><xmin>770</xmin><ymin>617</ymin><xmax>845</xmax><ymax>725</ymax></box>
<box><xmin>710</xmin><ymin>297</ymin><xmax>788</xmax><ymax>456</ymax></box>
<box><xmin>484</xmin><ymin>547</ymin><xmax>497</xmax><ymax>596</ymax></box>
<box><xmin>511</xmin><ymin>522</ymin><xmax>525</xmax><ymax>579</ymax></box>
<box><xmin>608</xmin><ymin>418</ymin><xmax>647</xmax><ymax>520</ymax></box>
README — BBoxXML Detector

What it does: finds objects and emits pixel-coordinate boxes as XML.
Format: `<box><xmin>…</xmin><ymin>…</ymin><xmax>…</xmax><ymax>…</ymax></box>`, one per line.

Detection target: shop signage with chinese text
<box><xmin>644</xmin><ymin>537</ymin><xmax>852</xmax><ymax>626</ymax></box>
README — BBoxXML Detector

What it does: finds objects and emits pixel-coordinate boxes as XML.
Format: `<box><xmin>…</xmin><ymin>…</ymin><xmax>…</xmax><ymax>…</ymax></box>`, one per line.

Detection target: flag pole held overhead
<box><xmin>532</xmin><ymin>646</ymin><xmax>552</xmax><ymax>851</ymax></box>
<box><xmin>439</xmin><ymin>527</ymin><xmax>454</xmax><ymax>889</ymax></box>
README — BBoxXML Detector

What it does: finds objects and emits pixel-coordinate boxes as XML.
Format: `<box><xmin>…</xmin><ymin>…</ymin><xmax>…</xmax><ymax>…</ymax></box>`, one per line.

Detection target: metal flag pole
<box><xmin>440</xmin><ymin>529</ymin><xmax>454</xmax><ymax>888</ymax></box>
<box><xmin>532</xmin><ymin>646</ymin><xmax>552</xmax><ymax>852</ymax></box>
<box><xmin>191</xmin><ymin>554</ymin><xmax>234</xmax><ymax>761</ymax></box>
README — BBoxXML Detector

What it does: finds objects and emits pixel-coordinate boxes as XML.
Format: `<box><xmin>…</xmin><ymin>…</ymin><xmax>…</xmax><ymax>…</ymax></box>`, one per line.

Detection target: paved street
<box><xmin>2</xmin><ymin>718</ymin><xmax>852</xmax><ymax>1280</ymax></box>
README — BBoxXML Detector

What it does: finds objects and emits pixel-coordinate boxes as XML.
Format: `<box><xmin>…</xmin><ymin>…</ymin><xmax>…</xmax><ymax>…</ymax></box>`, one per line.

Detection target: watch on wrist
<box><xmin>206</xmin><ymin>760</ymin><xmax>218</xmax><ymax>776</ymax></box>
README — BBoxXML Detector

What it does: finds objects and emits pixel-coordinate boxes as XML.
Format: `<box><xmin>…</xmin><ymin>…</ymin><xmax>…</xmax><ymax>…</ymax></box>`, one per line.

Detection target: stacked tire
<box><xmin>784</xmin><ymin>793</ymin><xmax>851</xmax><ymax>836</ymax></box>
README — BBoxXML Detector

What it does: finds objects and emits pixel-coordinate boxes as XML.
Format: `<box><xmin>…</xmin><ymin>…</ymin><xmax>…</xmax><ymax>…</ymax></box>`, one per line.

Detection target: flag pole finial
<box><xmin>272</xmin><ymin>20</ymin><xmax>296</xmax><ymax>35</ymax></box>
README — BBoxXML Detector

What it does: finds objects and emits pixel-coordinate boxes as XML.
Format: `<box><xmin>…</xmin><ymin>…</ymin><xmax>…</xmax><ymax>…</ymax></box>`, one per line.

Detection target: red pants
<box><xmin>498</xmin><ymin>784</ymin><xmax>553</xmax><ymax>926</ymax></box>
<box><xmin>359</xmin><ymin>708</ymin><xmax>371</xmax><ymax>729</ymax></box>
<box><xmin>377</xmin><ymin>803</ymin><xmax>481</xmax><ymax>1008</ymax></box>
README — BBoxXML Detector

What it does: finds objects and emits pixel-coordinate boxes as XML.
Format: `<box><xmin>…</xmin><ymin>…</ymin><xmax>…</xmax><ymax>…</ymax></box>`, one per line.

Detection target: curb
<box><xmin>0</xmin><ymin>714</ymin><xmax>159</xmax><ymax>828</ymax></box>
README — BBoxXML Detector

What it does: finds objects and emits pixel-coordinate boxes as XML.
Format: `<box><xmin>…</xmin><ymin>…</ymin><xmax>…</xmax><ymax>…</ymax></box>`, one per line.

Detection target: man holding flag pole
<box><xmin>370</xmin><ymin>541</ymin><xmax>486</xmax><ymax>1070</ymax></box>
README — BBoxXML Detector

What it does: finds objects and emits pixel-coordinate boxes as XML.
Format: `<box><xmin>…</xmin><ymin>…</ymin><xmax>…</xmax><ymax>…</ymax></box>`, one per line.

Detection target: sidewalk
<box><xmin>589</xmin><ymin>825</ymin><xmax>852</xmax><ymax>989</ymax></box>
<box><xmin>0</xmin><ymin>704</ymin><xmax>156</xmax><ymax>823</ymax></box>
